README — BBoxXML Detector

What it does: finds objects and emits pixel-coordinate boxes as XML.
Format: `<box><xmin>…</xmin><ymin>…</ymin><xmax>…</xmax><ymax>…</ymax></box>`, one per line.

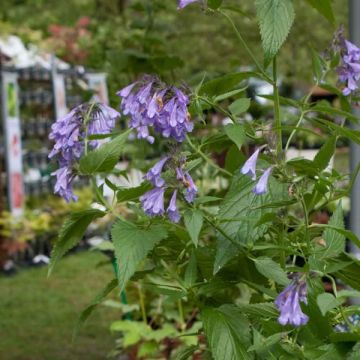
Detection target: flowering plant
<box><xmin>48</xmin><ymin>1</ymin><xmax>360</xmax><ymax>358</ymax></box>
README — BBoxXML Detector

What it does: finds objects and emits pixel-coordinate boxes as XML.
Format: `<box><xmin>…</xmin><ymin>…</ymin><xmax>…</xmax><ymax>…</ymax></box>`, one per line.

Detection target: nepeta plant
<box><xmin>48</xmin><ymin>1</ymin><xmax>360</xmax><ymax>358</ymax></box>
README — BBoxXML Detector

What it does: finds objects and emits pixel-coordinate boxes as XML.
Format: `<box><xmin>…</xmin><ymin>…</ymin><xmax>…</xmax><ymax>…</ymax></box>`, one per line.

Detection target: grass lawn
<box><xmin>0</xmin><ymin>251</ymin><xmax>120</xmax><ymax>360</ymax></box>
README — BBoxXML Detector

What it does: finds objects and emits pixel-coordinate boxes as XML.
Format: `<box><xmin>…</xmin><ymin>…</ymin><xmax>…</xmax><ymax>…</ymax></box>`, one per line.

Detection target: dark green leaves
<box><xmin>255</xmin><ymin>0</ymin><xmax>295</xmax><ymax>62</ymax></box>
<box><xmin>111</xmin><ymin>220</ymin><xmax>168</xmax><ymax>291</ymax></box>
<box><xmin>184</xmin><ymin>209</ymin><xmax>204</xmax><ymax>247</ymax></box>
<box><xmin>117</xmin><ymin>183</ymin><xmax>152</xmax><ymax>202</ymax></box>
<box><xmin>79</xmin><ymin>129</ymin><xmax>131</xmax><ymax>174</ymax></box>
<box><xmin>49</xmin><ymin>209</ymin><xmax>105</xmax><ymax>276</ymax></box>
<box><xmin>202</xmin><ymin>305</ymin><xmax>253</xmax><ymax>360</ymax></box>
<box><xmin>207</xmin><ymin>0</ymin><xmax>223</xmax><ymax>10</ymax></box>
<box><xmin>224</xmin><ymin>124</ymin><xmax>246</xmax><ymax>149</ymax></box>
<box><xmin>304</xmin><ymin>0</ymin><xmax>335</xmax><ymax>25</ymax></box>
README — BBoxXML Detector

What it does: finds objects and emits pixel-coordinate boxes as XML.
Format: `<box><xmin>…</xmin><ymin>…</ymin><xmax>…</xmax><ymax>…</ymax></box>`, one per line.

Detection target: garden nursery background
<box><xmin>2</xmin><ymin>0</ymin><xmax>360</xmax><ymax>359</ymax></box>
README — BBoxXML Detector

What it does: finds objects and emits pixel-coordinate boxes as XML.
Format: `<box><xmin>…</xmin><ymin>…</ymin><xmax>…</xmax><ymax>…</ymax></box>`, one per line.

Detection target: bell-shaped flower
<box><xmin>140</xmin><ymin>187</ymin><xmax>165</xmax><ymax>216</ymax></box>
<box><xmin>144</xmin><ymin>157</ymin><xmax>169</xmax><ymax>187</ymax></box>
<box><xmin>275</xmin><ymin>280</ymin><xmax>309</xmax><ymax>327</ymax></box>
<box><xmin>240</xmin><ymin>149</ymin><xmax>260</xmax><ymax>180</ymax></box>
<box><xmin>167</xmin><ymin>190</ymin><xmax>181</xmax><ymax>223</ymax></box>
<box><xmin>253</xmin><ymin>167</ymin><xmax>272</xmax><ymax>195</ymax></box>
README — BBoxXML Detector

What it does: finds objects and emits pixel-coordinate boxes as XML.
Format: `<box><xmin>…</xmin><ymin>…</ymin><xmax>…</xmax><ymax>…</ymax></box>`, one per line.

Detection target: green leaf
<box><xmin>321</xmin><ymin>202</ymin><xmax>345</xmax><ymax>258</ymax></box>
<box><xmin>214</xmin><ymin>87</ymin><xmax>248</xmax><ymax>102</ymax></box>
<box><xmin>228</xmin><ymin>98</ymin><xmax>251</xmax><ymax>116</ymax></box>
<box><xmin>215</xmin><ymin>174</ymin><xmax>288</xmax><ymax>272</ymax></box>
<box><xmin>207</xmin><ymin>0</ymin><xmax>223</xmax><ymax>10</ymax></box>
<box><xmin>200</xmin><ymin>72</ymin><xmax>257</xmax><ymax>96</ymax></box>
<box><xmin>224</xmin><ymin>124</ymin><xmax>246</xmax><ymax>149</ymax></box>
<box><xmin>117</xmin><ymin>182</ymin><xmax>152</xmax><ymax>202</ymax></box>
<box><xmin>248</xmin><ymin>332</ymin><xmax>285</xmax><ymax>353</ymax></box>
<box><xmin>254</xmin><ymin>257</ymin><xmax>290</xmax><ymax>286</ymax></box>
<box><xmin>304</xmin><ymin>0</ymin><xmax>335</xmax><ymax>25</ymax></box>
<box><xmin>255</xmin><ymin>0</ymin><xmax>295</xmax><ymax>62</ymax></box>
<box><xmin>313</xmin><ymin>135</ymin><xmax>337</xmax><ymax>171</ymax></box>
<box><xmin>73</xmin><ymin>278</ymin><xmax>118</xmax><ymax>339</ymax></box>
<box><xmin>202</xmin><ymin>305</ymin><xmax>253</xmax><ymax>360</ymax></box>
<box><xmin>237</xmin><ymin>303</ymin><xmax>278</xmax><ymax>319</ymax></box>
<box><xmin>79</xmin><ymin>129</ymin><xmax>131</xmax><ymax>174</ymax></box>
<box><xmin>48</xmin><ymin>209</ymin><xmax>105</xmax><ymax>276</ymax></box>
<box><xmin>184</xmin><ymin>209</ymin><xmax>204</xmax><ymax>247</ymax></box>
<box><xmin>174</xmin><ymin>345</ymin><xmax>198</xmax><ymax>360</ymax></box>
<box><xmin>316</xmin><ymin>293</ymin><xmax>342</xmax><ymax>316</ymax></box>
<box><xmin>184</xmin><ymin>251</ymin><xmax>198</xmax><ymax>288</ymax></box>
<box><xmin>111</xmin><ymin>220</ymin><xmax>168</xmax><ymax>291</ymax></box>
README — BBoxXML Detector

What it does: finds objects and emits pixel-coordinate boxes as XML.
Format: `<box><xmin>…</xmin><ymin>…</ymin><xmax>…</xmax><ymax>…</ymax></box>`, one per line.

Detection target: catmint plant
<box><xmin>48</xmin><ymin>1</ymin><xmax>360</xmax><ymax>359</ymax></box>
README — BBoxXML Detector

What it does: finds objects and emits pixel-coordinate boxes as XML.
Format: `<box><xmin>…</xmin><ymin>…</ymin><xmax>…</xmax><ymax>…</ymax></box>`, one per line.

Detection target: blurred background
<box><xmin>0</xmin><ymin>1</ymin><xmax>349</xmax><ymax>359</ymax></box>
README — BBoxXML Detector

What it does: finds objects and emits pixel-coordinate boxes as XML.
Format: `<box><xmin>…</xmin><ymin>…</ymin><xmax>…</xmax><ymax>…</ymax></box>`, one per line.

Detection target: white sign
<box><xmin>1</xmin><ymin>71</ymin><xmax>24</xmax><ymax>217</ymax></box>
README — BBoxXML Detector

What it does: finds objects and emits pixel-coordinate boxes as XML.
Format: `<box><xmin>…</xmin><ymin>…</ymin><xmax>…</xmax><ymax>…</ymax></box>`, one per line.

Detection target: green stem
<box><xmin>178</xmin><ymin>300</ymin><xmax>185</xmax><ymax>331</ymax></box>
<box><xmin>137</xmin><ymin>283</ymin><xmax>147</xmax><ymax>324</ymax></box>
<box><xmin>186</xmin><ymin>135</ymin><xmax>232</xmax><ymax>177</ymax></box>
<box><xmin>300</xmin><ymin>196</ymin><xmax>311</xmax><ymax>250</ymax></box>
<box><xmin>218</xmin><ymin>10</ymin><xmax>273</xmax><ymax>84</ymax></box>
<box><xmin>84</xmin><ymin>102</ymin><xmax>97</xmax><ymax>156</ymax></box>
<box><xmin>284</xmin><ymin>90</ymin><xmax>315</xmax><ymax>153</ymax></box>
<box><xmin>272</xmin><ymin>57</ymin><xmax>282</xmax><ymax>156</ymax></box>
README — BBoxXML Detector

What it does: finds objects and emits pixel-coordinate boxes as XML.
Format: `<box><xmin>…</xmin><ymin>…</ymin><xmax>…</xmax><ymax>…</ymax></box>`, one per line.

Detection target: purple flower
<box><xmin>117</xmin><ymin>76</ymin><xmax>193</xmax><ymax>143</ymax></box>
<box><xmin>275</xmin><ymin>280</ymin><xmax>309</xmax><ymax>327</ymax></box>
<box><xmin>178</xmin><ymin>0</ymin><xmax>200</xmax><ymax>9</ymax></box>
<box><xmin>253</xmin><ymin>167</ymin><xmax>272</xmax><ymax>195</ymax></box>
<box><xmin>183</xmin><ymin>172</ymin><xmax>198</xmax><ymax>203</ymax></box>
<box><xmin>241</xmin><ymin>149</ymin><xmax>260</xmax><ymax>180</ymax></box>
<box><xmin>140</xmin><ymin>187</ymin><xmax>165</xmax><ymax>216</ymax></box>
<box><xmin>167</xmin><ymin>190</ymin><xmax>181</xmax><ymax>223</ymax></box>
<box><xmin>338</xmin><ymin>40</ymin><xmax>360</xmax><ymax>96</ymax></box>
<box><xmin>49</xmin><ymin>102</ymin><xmax>118</xmax><ymax>201</ymax></box>
<box><xmin>52</xmin><ymin>166</ymin><xmax>77</xmax><ymax>202</ymax></box>
<box><xmin>176</xmin><ymin>167</ymin><xmax>185</xmax><ymax>181</ymax></box>
<box><xmin>144</xmin><ymin>157</ymin><xmax>169</xmax><ymax>187</ymax></box>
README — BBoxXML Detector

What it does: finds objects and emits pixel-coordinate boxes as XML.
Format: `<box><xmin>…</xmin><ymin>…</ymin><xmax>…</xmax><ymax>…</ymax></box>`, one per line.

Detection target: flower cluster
<box><xmin>117</xmin><ymin>75</ymin><xmax>193</xmax><ymax>144</ymax></box>
<box><xmin>240</xmin><ymin>148</ymin><xmax>272</xmax><ymax>195</ymax></box>
<box><xmin>140</xmin><ymin>157</ymin><xmax>197</xmax><ymax>222</ymax></box>
<box><xmin>49</xmin><ymin>103</ymin><xmax>119</xmax><ymax>201</ymax></box>
<box><xmin>275</xmin><ymin>276</ymin><xmax>309</xmax><ymax>327</ymax></box>
<box><xmin>338</xmin><ymin>39</ymin><xmax>360</xmax><ymax>96</ymax></box>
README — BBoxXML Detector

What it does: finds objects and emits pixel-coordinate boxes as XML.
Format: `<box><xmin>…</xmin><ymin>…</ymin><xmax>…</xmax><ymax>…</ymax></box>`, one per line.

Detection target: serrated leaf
<box><xmin>79</xmin><ymin>129</ymin><xmax>131</xmax><ymax>174</ymax></box>
<box><xmin>111</xmin><ymin>220</ymin><xmax>168</xmax><ymax>291</ymax></box>
<box><xmin>214</xmin><ymin>174</ymin><xmax>288</xmax><ymax>272</ymax></box>
<box><xmin>49</xmin><ymin>209</ymin><xmax>105</xmax><ymax>276</ymax></box>
<box><xmin>184</xmin><ymin>251</ymin><xmax>198</xmax><ymax>288</ymax></box>
<box><xmin>184</xmin><ymin>209</ymin><xmax>203</xmax><ymax>247</ymax></box>
<box><xmin>248</xmin><ymin>332</ymin><xmax>285</xmax><ymax>353</ymax></box>
<box><xmin>304</xmin><ymin>0</ymin><xmax>335</xmax><ymax>25</ymax></box>
<box><xmin>316</xmin><ymin>293</ymin><xmax>342</xmax><ymax>316</ymax></box>
<box><xmin>320</xmin><ymin>202</ymin><xmax>345</xmax><ymax>259</ymax></box>
<box><xmin>73</xmin><ymin>278</ymin><xmax>118</xmax><ymax>339</ymax></box>
<box><xmin>224</xmin><ymin>124</ymin><xmax>246</xmax><ymax>149</ymax></box>
<box><xmin>117</xmin><ymin>182</ymin><xmax>152</xmax><ymax>202</ymax></box>
<box><xmin>202</xmin><ymin>305</ymin><xmax>253</xmax><ymax>360</ymax></box>
<box><xmin>254</xmin><ymin>257</ymin><xmax>290</xmax><ymax>286</ymax></box>
<box><xmin>255</xmin><ymin>0</ymin><xmax>295</xmax><ymax>61</ymax></box>
<box><xmin>174</xmin><ymin>345</ymin><xmax>198</xmax><ymax>360</ymax></box>
<box><xmin>228</xmin><ymin>98</ymin><xmax>251</xmax><ymax>116</ymax></box>
<box><xmin>313</xmin><ymin>135</ymin><xmax>337</xmax><ymax>171</ymax></box>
